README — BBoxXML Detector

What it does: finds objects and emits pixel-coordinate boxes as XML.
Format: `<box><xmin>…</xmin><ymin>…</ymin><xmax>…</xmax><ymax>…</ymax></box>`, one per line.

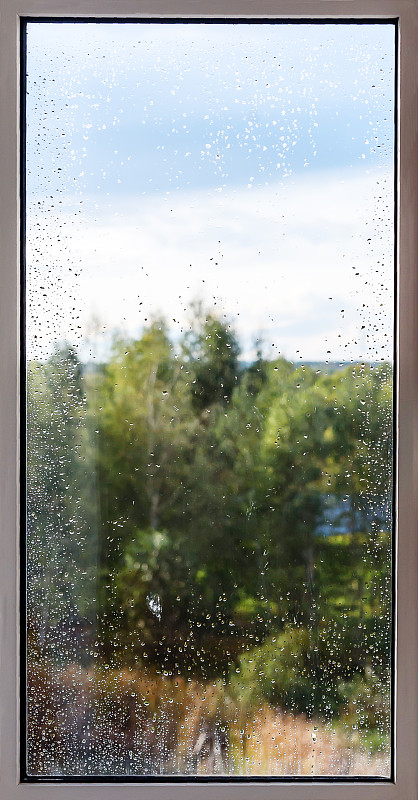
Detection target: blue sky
<box><xmin>26</xmin><ymin>21</ymin><xmax>395</xmax><ymax>363</ymax></box>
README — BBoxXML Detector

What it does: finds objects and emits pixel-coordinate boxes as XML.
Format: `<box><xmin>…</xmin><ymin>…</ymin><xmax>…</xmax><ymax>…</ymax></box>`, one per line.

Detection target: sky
<box><xmin>25</xmin><ymin>21</ymin><xmax>395</xmax><ymax>363</ymax></box>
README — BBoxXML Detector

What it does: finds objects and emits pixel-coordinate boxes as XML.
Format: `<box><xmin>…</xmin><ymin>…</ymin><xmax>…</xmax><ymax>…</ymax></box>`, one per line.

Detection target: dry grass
<box><xmin>27</xmin><ymin>662</ymin><xmax>390</xmax><ymax>777</ymax></box>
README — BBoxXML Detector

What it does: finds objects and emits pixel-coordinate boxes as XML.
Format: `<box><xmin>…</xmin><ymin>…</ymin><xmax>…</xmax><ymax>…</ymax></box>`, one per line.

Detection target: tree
<box><xmin>27</xmin><ymin>346</ymin><xmax>98</xmax><ymax>663</ymax></box>
<box><xmin>182</xmin><ymin>307</ymin><xmax>241</xmax><ymax>413</ymax></box>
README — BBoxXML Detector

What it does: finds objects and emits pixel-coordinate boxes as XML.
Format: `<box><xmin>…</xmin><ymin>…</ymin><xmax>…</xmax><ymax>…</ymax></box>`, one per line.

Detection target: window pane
<box><xmin>25</xmin><ymin>21</ymin><xmax>395</xmax><ymax>778</ymax></box>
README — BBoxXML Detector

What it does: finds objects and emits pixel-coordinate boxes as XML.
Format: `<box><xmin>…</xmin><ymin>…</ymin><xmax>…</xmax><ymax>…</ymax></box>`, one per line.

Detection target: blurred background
<box><xmin>25</xmin><ymin>21</ymin><xmax>394</xmax><ymax>777</ymax></box>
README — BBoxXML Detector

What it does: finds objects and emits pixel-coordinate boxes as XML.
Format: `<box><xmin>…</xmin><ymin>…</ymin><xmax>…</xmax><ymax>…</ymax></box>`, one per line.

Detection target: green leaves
<box><xmin>28</xmin><ymin>313</ymin><xmax>392</xmax><ymax>728</ymax></box>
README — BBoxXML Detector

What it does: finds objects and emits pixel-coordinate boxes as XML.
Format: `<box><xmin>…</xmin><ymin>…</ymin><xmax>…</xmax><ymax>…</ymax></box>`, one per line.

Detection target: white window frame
<box><xmin>0</xmin><ymin>1</ymin><xmax>417</xmax><ymax>798</ymax></box>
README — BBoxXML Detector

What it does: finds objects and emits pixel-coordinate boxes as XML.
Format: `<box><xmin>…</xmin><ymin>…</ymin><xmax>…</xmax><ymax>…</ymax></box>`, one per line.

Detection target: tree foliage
<box><xmin>27</xmin><ymin>312</ymin><xmax>392</xmax><ymax>721</ymax></box>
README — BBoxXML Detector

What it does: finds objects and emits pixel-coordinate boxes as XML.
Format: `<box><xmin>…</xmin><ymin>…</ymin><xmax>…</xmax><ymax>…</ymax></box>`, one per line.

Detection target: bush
<box><xmin>230</xmin><ymin>625</ymin><xmax>390</xmax><ymax>727</ymax></box>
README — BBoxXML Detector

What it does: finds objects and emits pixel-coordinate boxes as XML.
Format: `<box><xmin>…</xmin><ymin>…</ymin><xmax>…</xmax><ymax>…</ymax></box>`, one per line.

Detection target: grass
<box><xmin>27</xmin><ymin>661</ymin><xmax>390</xmax><ymax>778</ymax></box>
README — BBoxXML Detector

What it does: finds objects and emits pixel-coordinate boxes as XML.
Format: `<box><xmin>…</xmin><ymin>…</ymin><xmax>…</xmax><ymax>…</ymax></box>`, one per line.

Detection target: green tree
<box><xmin>182</xmin><ymin>307</ymin><xmax>241</xmax><ymax>412</ymax></box>
<box><xmin>27</xmin><ymin>346</ymin><xmax>98</xmax><ymax>663</ymax></box>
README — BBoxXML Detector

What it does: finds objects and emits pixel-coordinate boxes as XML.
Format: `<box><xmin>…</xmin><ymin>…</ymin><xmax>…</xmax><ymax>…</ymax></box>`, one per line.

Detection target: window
<box><xmin>0</xmin><ymin>1</ymin><xmax>417</xmax><ymax>798</ymax></box>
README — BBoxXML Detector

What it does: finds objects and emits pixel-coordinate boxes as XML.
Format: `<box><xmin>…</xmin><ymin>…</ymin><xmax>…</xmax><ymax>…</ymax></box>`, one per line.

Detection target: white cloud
<box><xmin>27</xmin><ymin>166</ymin><xmax>393</xmax><ymax>363</ymax></box>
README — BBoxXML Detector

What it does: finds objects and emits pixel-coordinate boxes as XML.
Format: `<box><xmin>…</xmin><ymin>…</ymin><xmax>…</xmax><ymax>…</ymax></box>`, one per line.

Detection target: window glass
<box><xmin>25</xmin><ymin>21</ymin><xmax>395</xmax><ymax>779</ymax></box>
